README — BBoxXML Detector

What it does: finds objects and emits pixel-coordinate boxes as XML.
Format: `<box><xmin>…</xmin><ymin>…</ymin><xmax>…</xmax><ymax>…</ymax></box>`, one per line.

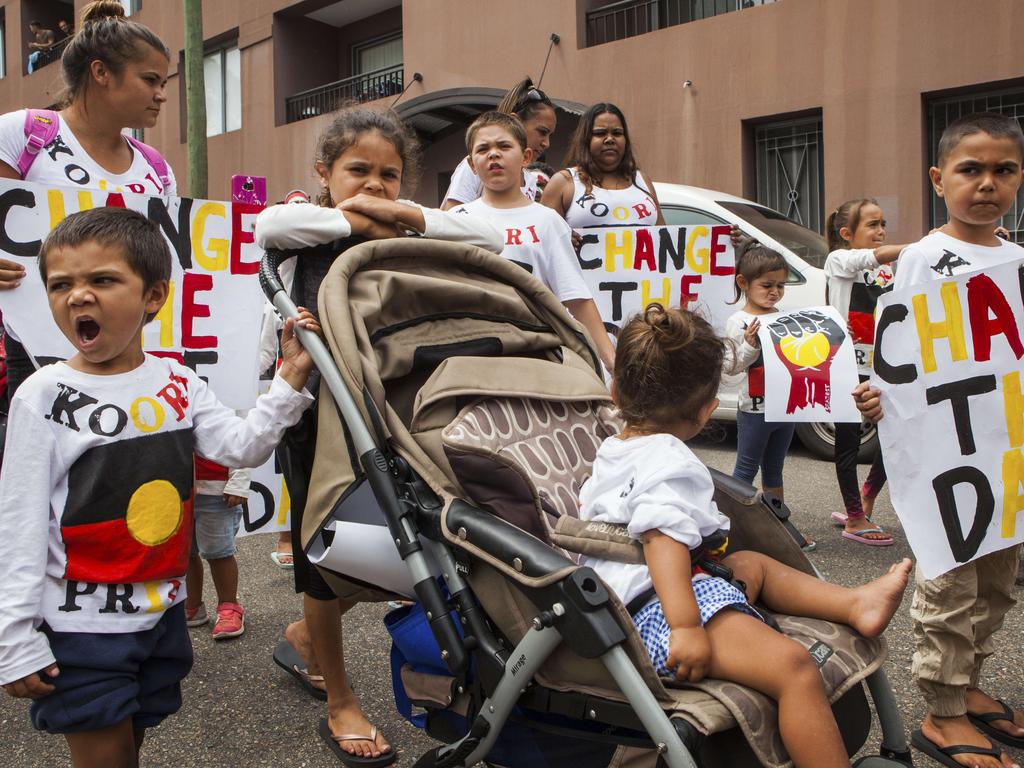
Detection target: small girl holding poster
<box><xmin>824</xmin><ymin>198</ymin><xmax>906</xmax><ymax>546</ymax></box>
<box><xmin>723</xmin><ymin>246</ymin><xmax>815</xmax><ymax>550</ymax></box>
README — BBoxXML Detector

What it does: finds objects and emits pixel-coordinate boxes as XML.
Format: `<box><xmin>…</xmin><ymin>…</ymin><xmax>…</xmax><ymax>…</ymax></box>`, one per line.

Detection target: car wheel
<box><xmin>794</xmin><ymin>420</ymin><xmax>879</xmax><ymax>463</ymax></box>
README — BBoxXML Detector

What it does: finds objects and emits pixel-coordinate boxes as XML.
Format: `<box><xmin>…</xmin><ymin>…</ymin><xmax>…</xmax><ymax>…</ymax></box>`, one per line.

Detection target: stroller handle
<box><xmin>259</xmin><ymin>248</ymin><xmax>290</xmax><ymax>302</ymax></box>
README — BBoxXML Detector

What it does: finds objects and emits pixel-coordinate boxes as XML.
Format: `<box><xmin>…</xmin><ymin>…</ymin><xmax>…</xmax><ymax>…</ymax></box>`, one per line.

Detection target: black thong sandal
<box><xmin>968</xmin><ymin>700</ymin><xmax>1024</xmax><ymax>748</ymax></box>
<box><xmin>273</xmin><ymin>638</ymin><xmax>328</xmax><ymax>702</ymax></box>
<box><xmin>318</xmin><ymin>718</ymin><xmax>395</xmax><ymax>767</ymax></box>
<box><xmin>911</xmin><ymin>729</ymin><xmax>1005</xmax><ymax>767</ymax></box>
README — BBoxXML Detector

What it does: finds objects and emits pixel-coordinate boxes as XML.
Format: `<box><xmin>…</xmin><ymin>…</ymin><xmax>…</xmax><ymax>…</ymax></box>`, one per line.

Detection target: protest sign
<box><xmin>238</xmin><ymin>381</ymin><xmax>292</xmax><ymax>537</ymax></box>
<box><xmin>757</xmin><ymin>306</ymin><xmax>860</xmax><ymax>423</ymax></box>
<box><xmin>875</xmin><ymin>259</ymin><xmax>1024</xmax><ymax>578</ymax></box>
<box><xmin>577</xmin><ymin>225</ymin><xmax>736</xmax><ymax>333</ymax></box>
<box><xmin>0</xmin><ymin>178</ymin><xmax>265</xmax><ymax>408</ymax></box>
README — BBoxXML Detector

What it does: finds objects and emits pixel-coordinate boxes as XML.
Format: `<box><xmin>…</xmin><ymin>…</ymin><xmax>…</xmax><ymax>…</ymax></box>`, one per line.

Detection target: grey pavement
<box><xmin>2</xmin><ymin>430</ymin><xmax>1022</xmax><ymax>767</ymax></box>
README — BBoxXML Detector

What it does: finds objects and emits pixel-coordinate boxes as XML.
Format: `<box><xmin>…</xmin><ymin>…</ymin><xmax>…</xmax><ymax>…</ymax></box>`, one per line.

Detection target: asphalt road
<box><xmin>2</xmin><ymin>429</ymin><xmax>1022</xmax><ymax>767</ymax></box>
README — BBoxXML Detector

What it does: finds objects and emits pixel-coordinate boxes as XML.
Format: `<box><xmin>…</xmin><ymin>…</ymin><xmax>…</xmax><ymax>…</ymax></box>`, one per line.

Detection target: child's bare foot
<box><xmin>847</xmin><ymin>558</ymin><xmax>912</xmax><ymax>637</ymax></box>
<box><xmin>921</xmin><ymin>714</ymin><xmax>1018</xmax><ymax>768</ymax></box>
<box><xmin>283</xmin><ymin>619</ymin><xmax>326</xmax><ymax>692</ymax></box>
<box><xmin>967</xmin><ymin>688</ymin><xmax>1024</xmax><ymax>742</ymax></box>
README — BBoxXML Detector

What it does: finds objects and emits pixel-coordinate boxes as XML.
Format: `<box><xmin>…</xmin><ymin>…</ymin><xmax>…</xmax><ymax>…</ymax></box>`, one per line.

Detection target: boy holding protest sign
<box><xmin>452</xmin><ymin>111</ymin><xmax>616</xmax><ymax>373</ymax></box>
<box><xmin>856</xmin><ymin>112</ymin><xmax>1024</xmax><ymax>768</ymax></box>
<box><xmin>0</xmin><ymin>208</ymin><xmax>317</xmax><ymax>767</ymax></box>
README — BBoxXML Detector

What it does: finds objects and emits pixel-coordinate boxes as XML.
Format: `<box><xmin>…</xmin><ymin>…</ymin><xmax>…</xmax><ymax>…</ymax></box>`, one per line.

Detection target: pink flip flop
<box><xmin>841</xmin><ymin>527</ymin><xmax>894</xmax><ymax>547</ymax></box>
<box><xmin>831</xmin><ymin>511</ymin><xmax>848</xmax><ymax>526</ymax></box>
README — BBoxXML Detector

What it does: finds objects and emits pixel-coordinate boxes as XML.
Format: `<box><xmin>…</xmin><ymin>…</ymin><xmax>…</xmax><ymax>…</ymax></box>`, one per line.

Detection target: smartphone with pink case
<box><xmin>231</xmin><ymin>175</ymin><xmax>267</xmax><ymax>205</ymax></box>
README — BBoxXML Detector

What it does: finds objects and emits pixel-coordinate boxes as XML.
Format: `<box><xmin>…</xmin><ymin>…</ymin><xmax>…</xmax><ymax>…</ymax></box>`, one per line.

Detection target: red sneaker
<box><xmin>212</xmin><ymin>602</ymin><xmax>245</xmax><ymax>640</ymax></box>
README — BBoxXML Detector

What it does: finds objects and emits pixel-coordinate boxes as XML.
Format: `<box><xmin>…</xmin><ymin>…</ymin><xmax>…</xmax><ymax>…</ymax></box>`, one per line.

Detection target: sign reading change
<box><xmin>0</xmin><ymin>178</ymin><xmax>265</xmax><ymax>409</ymax></box>
<box><xmin>875</xmin><ymin>258</ymin><xmax>1024</xmax><ymax>578</ymax></box>
<box><xmin>577</xmin><ymin>225</ymin><xmax>736</xmax><ymax>333</ymax></box>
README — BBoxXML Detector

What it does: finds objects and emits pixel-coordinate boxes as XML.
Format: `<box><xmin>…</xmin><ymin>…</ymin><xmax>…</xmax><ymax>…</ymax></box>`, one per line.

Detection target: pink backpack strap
<box><xmin>18</xmin><ymin>109</ymin><xmax>60</xmax><ymax>179</ymax></box>
<box><xmin>125</xmin><ymin>136</ymin><xmax>172</xmax><ymax>192</ymax></box>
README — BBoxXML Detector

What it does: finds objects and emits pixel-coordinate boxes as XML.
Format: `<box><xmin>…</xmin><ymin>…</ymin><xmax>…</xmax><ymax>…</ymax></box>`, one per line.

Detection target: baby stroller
<box><xmin>261</xmin><ymin>237</ymin><xmax>913</xmax><ymax>768</ymax></box>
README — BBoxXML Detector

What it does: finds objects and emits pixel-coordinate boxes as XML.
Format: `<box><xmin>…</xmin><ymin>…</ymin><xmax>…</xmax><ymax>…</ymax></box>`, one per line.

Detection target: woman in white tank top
<box><xmin>541</xmin><ymin>102</ymin><xmax>663</xmax><ymax>228</ymax></box>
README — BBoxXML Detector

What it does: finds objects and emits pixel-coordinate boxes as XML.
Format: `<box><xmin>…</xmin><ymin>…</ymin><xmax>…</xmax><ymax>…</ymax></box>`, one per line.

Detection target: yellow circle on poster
<box><xmin>125</xmin><ymin>480</ymin><xmax>182</xmax><ymax>546</ymax></box>
<box><xmin>779</xmin><ymin>332</ymin><xmax>830</xmax><ymax>368</ymax></box>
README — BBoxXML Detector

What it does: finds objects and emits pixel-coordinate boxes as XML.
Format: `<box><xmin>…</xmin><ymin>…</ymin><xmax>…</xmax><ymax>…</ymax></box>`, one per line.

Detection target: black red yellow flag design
<box><xmin>60</xmin><ymin>429</ymin><xmax>194</xmax><ymax>583</ymax></box>
<box><xmin>765</xmin><ymin>310</ymin><xmax>846</xmax><ymax>414</ymax></box>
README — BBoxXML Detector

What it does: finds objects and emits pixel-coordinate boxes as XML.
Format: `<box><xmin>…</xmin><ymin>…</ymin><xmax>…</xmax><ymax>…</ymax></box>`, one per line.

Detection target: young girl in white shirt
<box><xmin>579</xmin><ymin>303</ymin><xmax>911</xmax><ymax>768</ymax></box>
<box><xmin>824</xmin><ymin>198</ymin><xmax>906</xmax><ymax>546</ymax></box>
<box><xmin>254</xmin><ymin>104</ymin><xmax>500</xmax><ymax>768</ymax></box>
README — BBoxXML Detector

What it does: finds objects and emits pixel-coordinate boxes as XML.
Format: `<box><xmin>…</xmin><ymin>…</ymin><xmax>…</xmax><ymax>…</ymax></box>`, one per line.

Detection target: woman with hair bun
<box><xmin>441</xmin><ymin>76</ymin><xmax>557</xmax><ymax>208</ymax></box>
<box><xmin>0</xmin><ymin>0</ymin><xmax>175</xmax><ymax>403</ymax></box>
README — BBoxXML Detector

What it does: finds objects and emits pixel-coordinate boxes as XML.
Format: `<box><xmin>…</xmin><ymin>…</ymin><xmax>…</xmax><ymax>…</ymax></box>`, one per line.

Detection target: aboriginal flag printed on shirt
<box><xmin>60</xmin><ymin>429</ymin><xmax>194</xmax><ymax>584</ymax></box>
<box><xmin>847</xmin><ymin>264</ymin><xmax>894</xmax><ymax>346</ymax></box>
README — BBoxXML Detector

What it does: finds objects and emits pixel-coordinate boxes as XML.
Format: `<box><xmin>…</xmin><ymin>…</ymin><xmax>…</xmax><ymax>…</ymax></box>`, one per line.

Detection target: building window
<box><xmin>204</xmin><ymin>45</ymin><xmax>241</xmax><ymax>137</ymax></box>
<box><xmin>586</xmin><ymin>0</ymin><xmax>776</xmax><ymax>47</ymax></box>
<box><xmin>928</xmin><ymin>86</ymin><xmax>1024</xmax><ymax>242</ymax></box>
<box><xmin>752</xmin><ymin>114</ymin><xmax>825</xmax><ymax>235</ymax></box>
<box><xmin>353</xmin><ymin>33</ymin><xmax>402</xmax><ymax>75</ymax></box>
<box><xmin>120</xmin><ymin>0</ymin><xmax>141</xmax><ymax>15</ymax></box>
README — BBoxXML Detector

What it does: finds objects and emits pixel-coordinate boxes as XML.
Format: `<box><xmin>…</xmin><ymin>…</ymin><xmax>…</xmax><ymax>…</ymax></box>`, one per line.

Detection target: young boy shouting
<box><xmin>453</xmin><ymin>111</ymin><xmax>616</xmax><ymax>373</ymax></box>
<box><xmin>856</xmin><ymin>112</ymin><xmax>1024</xmax><ymax>768</ymax></box>
<box><xmin>0</xmin><ymin>207</ymin><xmax>317</xmax><ymax>766</ymax></box>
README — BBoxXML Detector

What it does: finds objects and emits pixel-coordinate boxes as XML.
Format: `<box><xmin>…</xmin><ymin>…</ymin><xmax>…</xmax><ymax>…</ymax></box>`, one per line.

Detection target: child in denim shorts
<box><xmin>185</xmin><ymin>458</ymin><xmax>252</xmax><ymax>639</ymax></box>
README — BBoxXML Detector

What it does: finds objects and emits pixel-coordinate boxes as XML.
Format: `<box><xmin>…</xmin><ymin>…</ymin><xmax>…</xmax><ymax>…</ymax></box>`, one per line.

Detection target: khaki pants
<box><xmin>910</xmin><ymin>544</ymin><xmax>1020</xmax><ymax>716</ymax></box>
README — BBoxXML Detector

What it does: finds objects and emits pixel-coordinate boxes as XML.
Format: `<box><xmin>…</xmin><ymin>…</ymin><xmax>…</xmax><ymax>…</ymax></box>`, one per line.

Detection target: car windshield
<box><xmin>718</xmin><ymin>201</ymin><xmax>829</xmax><ymax>269</ymax></box>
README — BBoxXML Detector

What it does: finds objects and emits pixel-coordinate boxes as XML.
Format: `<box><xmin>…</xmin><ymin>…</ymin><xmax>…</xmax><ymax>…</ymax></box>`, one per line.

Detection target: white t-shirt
<box><xmin>0</xmin><ymin>109</ymin><xmax>176</xmax><ymax>197</ymax></box>
<box><xmin>723</xmin><ymin>309</ymin><xmax>769</xmax><ymax>413</ymax></box>
<box><xmin>453</xmin><ymin>199</ymin><xmax>593</xmax><ymax>302</ymax></box>
<box><xmin>564</xmin><ymin>168</ymin><xmax>658</xmax><ymax>229</ymax></box>
<box><xmin>825</xmin><ymin>248</ymin><xmax>895</xmax><ymax>375</ymax></box>
<box><xmin>443</xmin><ymin>157</ymin><xmax>538</xmax><ymax>206</ymax></box>
<box><xmin>578</xmin><ymin>433</ymin><xmax>730</xmax><ymax>606</ymax></box>
<box><xmin>895</xmin><ymin>231</ymin><xmax>1024</xmax><ymax>290</ymax></box>
<box><xmin>0</xmin><ymin>356</ymin><xmax>311</xmax><ymax>685</ymax></box>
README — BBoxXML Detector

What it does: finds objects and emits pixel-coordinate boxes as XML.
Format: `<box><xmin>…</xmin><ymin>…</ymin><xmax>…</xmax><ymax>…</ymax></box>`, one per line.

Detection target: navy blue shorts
<box><xmin>30</xmin><ymin>603</ymin><xmax>193</xmax><ymax>734</ymax></box>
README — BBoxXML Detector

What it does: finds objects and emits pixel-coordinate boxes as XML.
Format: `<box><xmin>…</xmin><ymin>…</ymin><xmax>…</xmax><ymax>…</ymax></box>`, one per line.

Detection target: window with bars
<box><xmin>928</xmin><ymin>86</ymin><xmax>1024</xmax><ymax>243</ymax></box>
<box><xmin>204</xmin><ymin>44</ymin><xmax>241</xmax><ymax>137</ymax></box>
<box><xmin>752</xmin><ymin>114</ymin><xmax>825</xmax><ymax>234</ymax></box>
<box><xmin>585</xmin><ymin>0</ymin><xmax>776</xmax><ymax>47</ymax></box>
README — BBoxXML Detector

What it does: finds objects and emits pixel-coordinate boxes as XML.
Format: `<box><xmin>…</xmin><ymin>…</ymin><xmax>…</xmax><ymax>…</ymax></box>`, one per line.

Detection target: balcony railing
<box><xmin>285</xmin><ymin>64</ymin><xmax>403</xmax><ymax>124</ymax></box>
<box><xmin>29</xmin><ymin>36</ymin><xmax>70</xmax><ymax>73</ymax></box>
<box><xmin>586</xmin><ymin>0</ymin><xmax>776</xmax><ymax>47</ymax></box>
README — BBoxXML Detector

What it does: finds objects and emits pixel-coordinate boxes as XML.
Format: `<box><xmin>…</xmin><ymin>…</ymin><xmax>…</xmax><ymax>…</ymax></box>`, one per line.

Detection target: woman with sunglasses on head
<box><xmin>441</xmin><ymin>77</ymin><xmax>556</xmax><ymax>208</ymax></box>
<box><xmin>541</xmin><ymin>102</ymin><xmax>664</xmax><ymax>228</ymax></box>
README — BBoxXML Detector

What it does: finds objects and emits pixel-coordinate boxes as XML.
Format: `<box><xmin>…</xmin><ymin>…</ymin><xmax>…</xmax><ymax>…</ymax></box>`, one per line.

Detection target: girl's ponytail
<box><xmin>827</xmin><ymin>198</ymin><xmax>877</xmax><ymax>252</ymax></box>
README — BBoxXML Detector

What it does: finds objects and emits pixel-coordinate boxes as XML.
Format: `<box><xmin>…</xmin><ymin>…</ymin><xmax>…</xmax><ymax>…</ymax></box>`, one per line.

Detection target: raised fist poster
<box><xmin>756</xmin><ymin>305</ymin><xmax>860</xmax><ymax>423</ymax></box>
<box><xmin>875</xmin><ymin>259</ymin><xmax>1024</xmax><ymax>578</ymax></box>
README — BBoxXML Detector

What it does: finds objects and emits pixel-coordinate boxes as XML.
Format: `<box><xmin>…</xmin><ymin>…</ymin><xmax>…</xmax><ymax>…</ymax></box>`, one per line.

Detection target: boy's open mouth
<box><xmin>76</xmin><ymin>318</ymin><xmax>100</xmax><ymax>344</ymax></box>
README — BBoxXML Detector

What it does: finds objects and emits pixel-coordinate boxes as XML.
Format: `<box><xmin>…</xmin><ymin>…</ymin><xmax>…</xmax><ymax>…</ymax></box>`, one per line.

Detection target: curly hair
<box><xmin>613</xmin><ymin>304</ymin><xmax>723</xmax><ymax>427</ymax></box>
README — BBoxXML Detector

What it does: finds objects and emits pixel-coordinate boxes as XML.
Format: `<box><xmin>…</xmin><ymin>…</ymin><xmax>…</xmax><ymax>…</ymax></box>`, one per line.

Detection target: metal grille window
<box><xmin>586</xmin><ymin>0</ymin><xmax>776</xmax><ymax>47</ymax></box>
<box><xmin>753</xmin><ymin>116</ymin><xmax>825</xmax><ymax>234</ymax></box>
<box><xmin>928</xmin><ymin>87</ymin><xmax>1024</xmax><ymax>242</ymax></box>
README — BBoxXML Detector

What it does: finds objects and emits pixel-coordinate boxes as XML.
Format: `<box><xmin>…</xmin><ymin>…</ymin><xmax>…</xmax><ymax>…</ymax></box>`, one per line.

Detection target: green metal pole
<box><xmin>183</xmin><ymin>0</ymin><xmax>207</xmax><ymax>198</ymax></box>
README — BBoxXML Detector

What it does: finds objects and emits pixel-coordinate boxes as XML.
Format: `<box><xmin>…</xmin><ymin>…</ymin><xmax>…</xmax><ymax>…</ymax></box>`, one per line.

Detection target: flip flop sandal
<box><xmin>841</xmin><ymin>527</ymin><xmax>894</xmax><ymax>547</ymax></box>
<box><xmin>830</xmin><ymin>511</ymin><xmax>849</xmax><ymax>527</ymax></box>
<box><xmin>318</xmin><ymin>719</ymin><xmax>395</xmax><ymax>767</ymax></box>
<box><xmin>911</xmin><ymin>729</ymin><xmax>1005</xmax><ymax>767</ymax></box>
<box><xmin>273</xmin><ymin>638</ymin><xmax>327</xmax><ymax>701</ymax></box>
<box><xmin>968</xmin><ymin>700</ymin><xmax>1024</xmax><ymax>748</ymax></box>
<box><xmin>270</xmin><ymin>551</ymin><xmax>295</xmax><ymax>570</ymax></box>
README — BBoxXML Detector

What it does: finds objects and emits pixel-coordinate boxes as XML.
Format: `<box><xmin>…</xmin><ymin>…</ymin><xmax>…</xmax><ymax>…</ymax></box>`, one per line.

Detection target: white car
<box><xmin>653</xmin><ymin>182</ymin><xmax>877</xmax><ymax>461</ymax></box>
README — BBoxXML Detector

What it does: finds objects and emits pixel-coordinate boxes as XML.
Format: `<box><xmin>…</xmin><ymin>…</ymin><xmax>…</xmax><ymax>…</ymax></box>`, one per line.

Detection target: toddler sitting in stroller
<box><xmin>579</xmin><ymin>304</ymin><xmax>912</xmax><ymax>768</ymax></box>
